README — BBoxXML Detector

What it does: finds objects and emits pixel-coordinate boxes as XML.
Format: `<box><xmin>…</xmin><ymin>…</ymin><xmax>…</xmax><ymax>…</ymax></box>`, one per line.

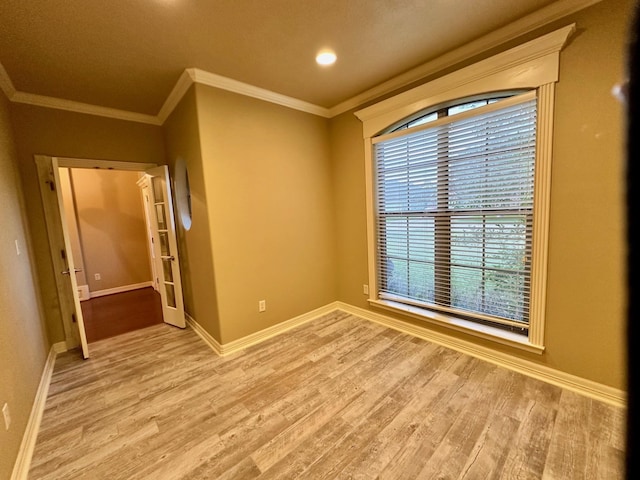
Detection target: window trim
<box><xmin>355</xmin><ymin>25</ymin><xmax>575</xmax><ymax>353</ymax></box>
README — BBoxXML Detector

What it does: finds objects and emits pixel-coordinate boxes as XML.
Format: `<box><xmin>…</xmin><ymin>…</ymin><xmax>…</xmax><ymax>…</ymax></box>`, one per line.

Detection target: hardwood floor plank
<box><xmin>542</xmin><ymin>390</ymin><xmax>625</xmax><ymax>480</ymax></box>
<box><xmin>457</xmin><ymin>414</ymin><xmax>521</xmax><ymax>479</ymax></box>
<box><xmin>255</xmin><ymin>417</ymin><xmax>353</xmax><ymax>479</ymax></box>
<box><xmin>499</xmin><ymin>401</ymin><xmax>558</xmax><ymax>479</ymax></box>
<box><xmin>81</xmin><ymin>287</ymin><xmax>163</xmax><ymax>343</ymax></box>
<box><xmin>413</xmin><ymin>362</ymin><xmax>500</xmax><ymax>479</ymax></box>
<box><xmin>377</xmin><ymin>362</ymin><xmax>496</xmax><ymax>479</ymax></box>
<box><xmin>250</xmin><ymin>374</ymin><xmax>363</xmax><ymax>472</ymax></box>
<box><xmin>337</xmin><ymin>368</ymin><xmax>460</xmax><ymax>479</ymax></box>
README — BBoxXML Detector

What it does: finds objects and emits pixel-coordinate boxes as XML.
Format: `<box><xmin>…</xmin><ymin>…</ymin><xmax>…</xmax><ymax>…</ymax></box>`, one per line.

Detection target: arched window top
<box><xmin>388</xmin><ymin>92</ymin><xmax>523</xmax><ymax>133</ymax></box>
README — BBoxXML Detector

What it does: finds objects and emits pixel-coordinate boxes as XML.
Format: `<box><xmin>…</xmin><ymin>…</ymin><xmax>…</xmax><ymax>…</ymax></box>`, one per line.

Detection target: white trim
<box><xmin>330</xmin><ymin>0</ymin><xmax>600</xmax><ymax>117</ymax></box>
<box><xmin>186</xmin><ymin>302</ymin><xmax>340</xmax><ymax>356</ymax></box>
<box><xmin>55</xmin><ymin>157</ymin><xmax>157</xmax><ymax>171</ymax></box>
<box><xmin>0</xmin><ymin>0</ymin><xmax>599</xmax><ymax>122</ymax></box>
<box><xmin>10</xmin><ymin>91</ymin><xmax>160</xmax><ymax>125</ymax></box>
<box><xmin>0</xmin><ymin>61</ymin><xmax>16</xmax><ymax>100</ymax></box>
<box><xmin>529</xmin><ymin>82</ymin><xmax>555</xmax><ymax>347</ymax></box>
<box><xmin>185</xmin><ymin>301</ymin><xmax>625</xmax><ymax>407</ymax></box>
<box><xmin>188</xmin><ymin>68</ymin><xmax>332</xmax><ymax>118</ymax></box>
<box><xmin>336</xmin><ymin>302</ymin><xmax>626</xmax><ymax>408</ymax></box>
<box><xmin>369</xmin><ymin>299</ymin><xmax>543</xmax><ymax>355</ymax></box>
<box><xmin>157</xmin><ymin>70</ymin><xmax>193</xmax><ymax>124</ymax></box>
<box><xmin>186</xmin><ymin>313</ymin><xmax>223</xmax><ymax>356</ymax></box>
<box><xmin>89</xmin><ymin>281</ymin><xmax>154</xmax><ymax>299</ymax></box>
<box><xmin>10</xmin><ymin>345</ymin><xmax>57</xmax><ymax>480</ymax></box>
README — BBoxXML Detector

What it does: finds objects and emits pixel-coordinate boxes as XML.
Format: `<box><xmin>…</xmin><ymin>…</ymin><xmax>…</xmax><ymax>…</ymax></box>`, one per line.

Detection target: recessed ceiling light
<box><xmin>316</xmin><ymin>51</ymin><xmax>337</xmax><ymax>66</ymax></box>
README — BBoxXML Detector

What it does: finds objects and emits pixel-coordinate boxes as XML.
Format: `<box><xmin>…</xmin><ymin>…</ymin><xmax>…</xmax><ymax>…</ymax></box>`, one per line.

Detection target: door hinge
<box><xmin>71</xmin><ymin>313</ymin><xmax>77</xmax><ymax>323</ymax></box>
<box><xmin>61</xmin><ymin>249</ymin><xmax>66</xmax><ymax>260</ymax></box>
<box><xmin>46</xmin><ymin>179</ymin><xmax>55</xmax><ymax>191</ymax></box>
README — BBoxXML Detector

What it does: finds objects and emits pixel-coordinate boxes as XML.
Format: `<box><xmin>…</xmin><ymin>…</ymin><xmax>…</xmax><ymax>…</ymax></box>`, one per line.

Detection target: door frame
<box><xmin>36</xmin><ymin>155</ymin><xmax>160</xmax><ymax>352</ymax></box>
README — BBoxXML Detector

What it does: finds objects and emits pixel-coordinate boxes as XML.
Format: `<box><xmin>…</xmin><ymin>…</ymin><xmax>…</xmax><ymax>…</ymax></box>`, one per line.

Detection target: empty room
<box><xmin>0</xmin><ymin>0</ymin><xmax>631</xmax><ymax>478</ymax></box>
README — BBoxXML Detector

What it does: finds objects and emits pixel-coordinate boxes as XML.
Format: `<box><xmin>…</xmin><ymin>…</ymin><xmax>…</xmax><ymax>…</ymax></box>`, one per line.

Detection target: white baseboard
<box><xmin>186</xmin><ymin>302</ymin><xmax>340</xmax><ymax>356</ymax></box>
<box><xmin>336</xmin><ymin>302</ymin><xmax>626</xmax><ymax>408</ymax></box>
<box><xmin>10</xmin><ymin>345</ymin><xmax>58</xmax><ymax>480</ymax></box>
<box><xmin>186</xmin><ymin>313</ymin><xmax>223</xmax><ymax>355</ymax></box>
<box><xmin>186</xmin><ymin>300</ymin><xmax>625</xmax><ymax>407</ymax></box>
<box><xmin>90</xmin><ymin>281</ymin><xmax>153</xmax><ymax>298</ymax></box>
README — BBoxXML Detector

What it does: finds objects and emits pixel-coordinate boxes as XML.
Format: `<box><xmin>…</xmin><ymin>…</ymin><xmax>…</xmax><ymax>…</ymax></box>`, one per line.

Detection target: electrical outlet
<box><xmin>363</xmin><ymin>284</ymin><xmax>369</xmax><ymax>295</ymax></box>
<box><xmin>94</xmin><ymin>273</ymin><xmax>101</xmax><ymax>280</ymax></box>
<box><xmin>258</xmin><ymin>300</ymin><xmax>266</xmax><ymax>312</ymax></box>
<box><xmin>3</xmin><ymin>403</ymin><xmax>11</xmax><ymax>431</ymax></box>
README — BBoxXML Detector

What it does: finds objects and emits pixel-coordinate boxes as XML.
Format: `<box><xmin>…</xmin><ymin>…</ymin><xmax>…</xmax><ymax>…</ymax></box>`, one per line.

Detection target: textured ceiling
<box><xmin>0</xmin><ymin>0</ymin><xmax>561</xmax><ymax>115</ymax></box>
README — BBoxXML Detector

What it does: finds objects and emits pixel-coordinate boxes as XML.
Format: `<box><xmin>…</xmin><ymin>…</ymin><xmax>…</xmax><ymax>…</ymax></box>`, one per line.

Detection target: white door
<box><xmin>51</xmin><ymin>158</ymin><xmax>90</xmax><ymax>358</ymax></box>
<box><xmin>35</xmin><ymin>156</ymin><xmax>86</xmax><ymax>357</ymax></box>
<box><xmin>144</xmin><ymin>166</ymin><xmax>186</xmax><ymax>328</ymax></box>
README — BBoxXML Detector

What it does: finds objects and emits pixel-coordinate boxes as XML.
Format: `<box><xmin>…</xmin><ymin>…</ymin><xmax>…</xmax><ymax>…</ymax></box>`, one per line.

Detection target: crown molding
<box><xmin>188</xmin><ymin>68</ymin><xmax>332</xmax><ymax>118</ymax></box>
<box><xmin>0</xmin><ymin>61</ymin><xmax>16</xmax><ymax>99</ymax></box>
<box><xmin>329</xmin><ymin>0</ymin><xmax>603</xmax><ymax>117</ymax></box>
<box><xmin>0</xmin><ymin>0</ymin><xmax>602</xmax><ymax>123</ymax></box>
<box><xmin>10</xmin><ymin>91</ymin><xmax>160</xmax><ymax>125</ymax></box>
<box><xmin>157</xmin><ymin>69</ymin><xmax>193</xmax><ymax>124</ymax></box>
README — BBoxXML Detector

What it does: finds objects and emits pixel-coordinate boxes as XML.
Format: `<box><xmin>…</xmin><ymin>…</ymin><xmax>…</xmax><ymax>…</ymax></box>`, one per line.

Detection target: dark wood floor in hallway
<box><xmin>81</xmin><ymin>287</ymin><xmax>163</xmax><ymax>343</ymax></box>
<box><xmin>29</xmin><ymin>311</ymin><xmax>625</xmax><ymax>479</ymax></box>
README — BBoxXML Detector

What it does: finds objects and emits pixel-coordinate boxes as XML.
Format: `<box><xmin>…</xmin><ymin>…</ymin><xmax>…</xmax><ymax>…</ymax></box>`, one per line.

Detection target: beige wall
<box><xmin>195</xmin><ymin>84</ymin><xmax>337</xmax><ymax>343</ymax></box>
<box><xmin>330</xmin><ymin>0</ymin><xmax>630</xmax><ymax>390</ymax></box>
<box><xmin>0</xmin><ymin>95</ymin><xmax>50</xmax><ymax>479</ymax></box>
<box><xmin>69</xmin><ymin>168</ymin><xmax>151</xmax><ymax>292</ymax></box>
<box><xmin>163</xmin><ymin>87</ymin><xmax>222</xmax><ymax>340</ymax></box>
<box><xmin>10</xmin><ymin>103</ymin><xmax>165</xmax><ymax>343</ymax></box>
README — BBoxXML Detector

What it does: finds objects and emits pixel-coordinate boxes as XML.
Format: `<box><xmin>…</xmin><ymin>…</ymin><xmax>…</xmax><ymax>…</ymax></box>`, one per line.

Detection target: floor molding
<box><xmin>10</xmin><ymin>345</ymin><xmax>58</xmax><ymax>480</ymax></box>
<box><xmin>336</xmin><ymin>302</ymin><xmax>626</xmax><ymax>408</ymax></box>
<box><xmin>186</xmin><ymin>300</ymin><xmax>625</xmax><ymax>407</ymax></box>
<box><xmin>186</xmin><ymin>302</ymin><xmax>340</xmax><ymax>356</ymax></box>
<box><xmin>52</xmin><ymin>341</ymin><xmax>67</xmax><ymax>354</ymax></box>
<box><xmin>90</xmin><ymin>281</ymin><xmax>153</xmax><ymax>299</ymax></box>
<box><xmin>185</xmin><ymin>313</ymin><xmax>223</xmax><ymax>356</ymax></box>
<box><xmin>0</xmin><ymin>0</ymin><xmax>602</xmax><ymax>124</ymax></box>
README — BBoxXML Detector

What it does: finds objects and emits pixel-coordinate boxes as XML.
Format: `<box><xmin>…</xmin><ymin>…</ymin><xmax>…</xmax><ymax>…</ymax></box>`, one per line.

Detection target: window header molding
<box><xmin>355</xmin><ymin>24</ymin><xmax>575</xmax><ymax>138</ymax></box>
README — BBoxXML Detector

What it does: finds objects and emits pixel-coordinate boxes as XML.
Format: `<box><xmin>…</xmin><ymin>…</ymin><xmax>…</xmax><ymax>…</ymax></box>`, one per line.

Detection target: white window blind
<box><xmin>373</xmin><ymin>92</ymin><xmax>537</xmax><ymax>330</ymax></box>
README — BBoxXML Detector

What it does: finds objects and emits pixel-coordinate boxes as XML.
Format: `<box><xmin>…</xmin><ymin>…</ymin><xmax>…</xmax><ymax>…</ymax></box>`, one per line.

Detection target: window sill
<box><xmin>368</xmin><ymin>299</ymin><xmax>545</xmax><ymax>355</ymax></box>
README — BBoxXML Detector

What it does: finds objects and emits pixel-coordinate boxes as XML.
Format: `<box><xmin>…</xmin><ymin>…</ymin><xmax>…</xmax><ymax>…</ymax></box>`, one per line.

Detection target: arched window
<box><xmin>374</xmin><ymin>93</ymin><xmax>535</xmax><ymax>331</ymax></box>
<box><xmin>356</xmin><ymin>25</ymin><xmax>575</xmax><ymax>352</ymax></box>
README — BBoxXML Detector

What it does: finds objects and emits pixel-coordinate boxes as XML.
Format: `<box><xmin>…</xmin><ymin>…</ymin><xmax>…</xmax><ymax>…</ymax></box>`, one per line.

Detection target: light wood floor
<box><xmin>29</xmin><ymin>311</ymin><xmax>625</xmax><ymax>479</ymax></box>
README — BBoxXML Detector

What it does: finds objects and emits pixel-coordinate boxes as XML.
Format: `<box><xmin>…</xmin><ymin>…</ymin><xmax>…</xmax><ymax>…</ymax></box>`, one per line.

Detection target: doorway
<box><xmin>36</xmin><ymin>156</ymin><xmax>186</xmax><ymax>359</ymax></box>
<box><xmin>58</xmin><ymin>166</ymin><xmax>162</xmax><ymax>342</ymax></box>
